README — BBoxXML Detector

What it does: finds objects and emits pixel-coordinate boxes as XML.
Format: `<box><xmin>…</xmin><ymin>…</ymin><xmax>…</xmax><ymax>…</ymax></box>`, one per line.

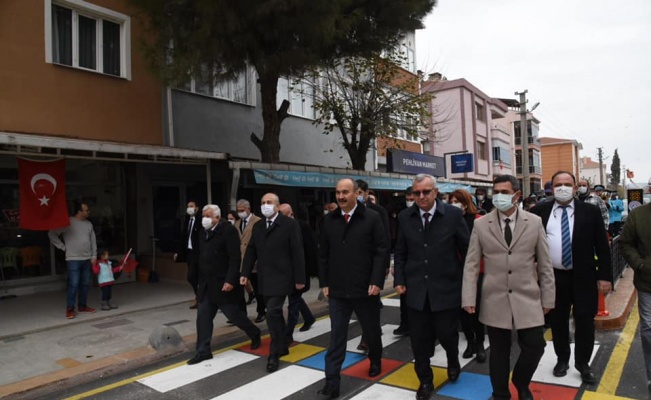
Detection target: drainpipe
<box><xmin>166</xmin><ymin>87</ymin><xmax>175</xmax><ymax>147</ymax></box>
<box><xmin>230</xmin><ymin>165</ymin><xmax>240</xmax><ymax>210</ymax></box>
<box><xmin>206</xmin><ymin>160</ymin><xmax>212</xmax><ymax>204</ymax></box>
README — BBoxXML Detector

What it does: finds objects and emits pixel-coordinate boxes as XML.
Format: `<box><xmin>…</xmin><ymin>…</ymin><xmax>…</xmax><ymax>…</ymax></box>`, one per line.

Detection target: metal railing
<box><xmin>610</xmin><ymin>235</ymin><xmax>628</xmax><ymax>289</ymax></box>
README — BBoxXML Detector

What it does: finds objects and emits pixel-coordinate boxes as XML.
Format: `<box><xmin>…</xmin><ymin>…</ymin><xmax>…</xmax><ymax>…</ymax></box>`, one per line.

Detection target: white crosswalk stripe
<box><xmin>347</xmin><ymin>324</ymin><xmax>400</xmax><ymax>353</ymax></box>
<box><xmin>532</xmin><ymin>342</ymin><xmax>600</xmax><ymax>387</ymax></box>
<box><xmin>349</xmin><ymin>383</ymin><xmax>416</xmax><ymax>399</ymax></box>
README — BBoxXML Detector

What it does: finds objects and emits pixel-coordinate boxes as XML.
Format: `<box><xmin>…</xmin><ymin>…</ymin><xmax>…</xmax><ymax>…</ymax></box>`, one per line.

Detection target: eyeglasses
<box><xmin>412</xmin><ymin>189</ymin><xmax>434</xmax><ymax>197</ymax></box>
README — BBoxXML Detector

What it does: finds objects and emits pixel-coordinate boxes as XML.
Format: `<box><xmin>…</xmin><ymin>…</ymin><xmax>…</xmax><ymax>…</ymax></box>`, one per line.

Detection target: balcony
<box><xmin>516</xmin><ymin>165</ymin><xmax>542</xmax><ymax>175</ymax></box>
<box><xmin>515</xmin><ymin>136</ymin><xmax>541</xmax><ymax>146</ymax></box>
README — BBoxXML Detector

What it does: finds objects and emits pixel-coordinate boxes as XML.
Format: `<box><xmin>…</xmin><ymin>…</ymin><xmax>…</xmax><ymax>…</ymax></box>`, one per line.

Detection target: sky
<box><xmin>416</xmin><ymin>0</ymin><xmax>651</xmax><ymax>185</ymax></box>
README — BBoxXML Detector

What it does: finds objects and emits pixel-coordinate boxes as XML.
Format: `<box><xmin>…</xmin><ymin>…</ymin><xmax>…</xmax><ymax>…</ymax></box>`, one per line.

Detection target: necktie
<box><xmin>423</xmin><ymin>212</ymin><xmax>431</xmax><ymax>231</ymax></box>
<box><xmin>504</xmin><ymin>218</ymin><xmax>512</xmax><ymax>246</ymax></box>
<box><xmin>561</xmin><ymin>206</ymin><xmax>572</xmax><ymax>268</ymax></box>
<box><xmin>344</xmin><ymin>213</ymin><xmax>350</xmax><ymax>223</ymax></box>
<box><xmin>267</xmin><ymin>219</ymin><xmax>273</xmax><ymax>229</ymax></box>
<box><xmin>241</xmin><ymin>218</ymin><xmax>246</xmax><ymax>233</ymax></box>
<box><xmin>187</xmin><ymin>217</ymin><xmax>194</xmax><ymax>249</ymax></box>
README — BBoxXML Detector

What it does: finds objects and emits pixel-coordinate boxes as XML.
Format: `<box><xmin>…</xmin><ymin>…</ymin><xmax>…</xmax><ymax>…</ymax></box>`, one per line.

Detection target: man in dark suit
<box><xmin>531</xmin><ymin>171</ymin><xmax>612</xmax><ymax>384</ymax></box>
<box><xmin>317</xmin><ymin>178</ymin><xmax>389</xmax><ymax>399</ymax></box>
<box><xmin>241</xmin><ymin>193</ymin><xmax>306</xmax><ymax>373</ymax></box>
<box><xmin>187</xmin><ymin>204</ymin><xmax>261</xmax><ymax>365</ymax></box>
<box><xmin>173</xmin><ymin>200</ymin><xmax>201</xmax><ymax>309</ymax></box>
<box><xmin>394</xmin><ymin>174</ymin><xmax>470</xmax><ymax>400</ymax></box>
<box><xmin>279</xmin><ymin>203</ymin><xmax>317</xmax><ymax>343</ymax></box>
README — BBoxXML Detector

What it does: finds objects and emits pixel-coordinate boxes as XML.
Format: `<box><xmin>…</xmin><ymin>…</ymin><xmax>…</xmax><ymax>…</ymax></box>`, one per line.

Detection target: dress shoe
<box><xmin>250</xmin><ymin>333</ymin><xmax>261</xmax><ymax>350</ymax></box>
<box><xmin>516</xmin><ymin>386</ymin><xmax>534</xmax><ymax>400</ymax></box>
<box><xmin>447</xmin><ymin>359</ymin><xmax>461</xmax><ymax>382</ymax></box>
<box><xmin>553</xmin><ymin>360</ymin><xmax>569</xmax><ymax>377</ymax></box>
<box><xmin>357</xmin><ymin>340</ymin><xmax>368</xmax><ymax>353</ymax></box>
<box><xmin>368</xmin><ymin>362</ymin><xmax>382</xmax><ymax>377</ymax></box>
<box><xmin>187</xmin><ymin>353</ymin><xmax>213</xmax><ymax>365</ymax></box>
<box><xmin>576</xmin><ymin>364</ymin><xmax>596</xmax><ymax>384</ymax></box>
<box><xmin>280</xmin><ymin>347</ymin><xmax>290</xmax><ymax>357</ymax></box>
<box><xmin>475</xmin><ymin>343</ymin><xmax>487</xmax><ymax>363</ymax></box>
<box><xmin>255</xmin><ymin>313</ymin><xmax>266</xmax><ymax>323</ymax></box>
<box><xmin>462</xmin><ymin>341</ymin><xmax>476</xmax><ymax>358</ymax></box>
<box><xmin>189</xmin><ymin>299</ymin><xmax>198</xmax><ymax>309</ymax></box>
<box><xmin>393</xmin><ymin>325</ymin><xmax>410</xmax><ymax>336</ymax></box>
<box><xmin>317</xmin><ymin>384</ymin><xmax>340</xmax><ymax>399</ymax></box>
<box><xmin>266</xmin><ymin>357</ymin><xmax>279</xmax><ymax>373</ymax></box>
<box><xmin>416</xmin><ymin>382</ymin><xmax>434</xmax><ymax>400</ymax></box>
<box><xmin>299</xmin><ymin>319</ymin><xmax>315</xmax><ymax>332</ymax></box>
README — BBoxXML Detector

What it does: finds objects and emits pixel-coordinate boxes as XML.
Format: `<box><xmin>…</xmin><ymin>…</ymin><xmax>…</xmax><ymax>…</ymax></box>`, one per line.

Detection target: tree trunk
<box><xmin>251</xmin><ymin>73</ymin><xmax>288</xmax><ymax>164</ymax></box>
<box><xmin>349</xmin><ymin>133</ymin><xmax>372</xmax><ymax>170</ymax></box>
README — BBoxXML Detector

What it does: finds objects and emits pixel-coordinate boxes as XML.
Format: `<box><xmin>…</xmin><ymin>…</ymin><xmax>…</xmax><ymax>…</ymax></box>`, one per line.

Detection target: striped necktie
<box><xmin>561</xmin><ymin>206</ymin><xmax>572</xmax><ymax>268</ymax></box>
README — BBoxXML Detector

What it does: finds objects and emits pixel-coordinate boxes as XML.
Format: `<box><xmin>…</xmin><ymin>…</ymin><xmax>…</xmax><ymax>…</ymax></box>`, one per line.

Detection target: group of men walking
<box><xmin>182</xmin><ymin>170</ymin><xmax>623</xmax><ymax>400</ymax></box>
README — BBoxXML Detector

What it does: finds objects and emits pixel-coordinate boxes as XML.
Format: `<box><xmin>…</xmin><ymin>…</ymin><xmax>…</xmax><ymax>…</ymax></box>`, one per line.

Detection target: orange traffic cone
<box><xmin>597</xmin><ymin>292</ymin><xmax>609</xmax><ymax>317</ymax></box>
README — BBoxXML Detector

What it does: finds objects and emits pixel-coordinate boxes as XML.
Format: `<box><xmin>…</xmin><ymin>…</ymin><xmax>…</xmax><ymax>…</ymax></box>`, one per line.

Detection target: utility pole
<box><xmin>597</xmin><ymin>147</ymin><xmax>604</xmax><ymax>185</ymax></box>
<box><xmin>516</xmin><ymin>90</ymin><xmax>530</xmax><ymax>197</ymax></box>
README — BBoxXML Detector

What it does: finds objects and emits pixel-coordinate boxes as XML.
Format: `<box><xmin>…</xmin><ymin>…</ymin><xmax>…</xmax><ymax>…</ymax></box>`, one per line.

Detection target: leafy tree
<box><xmin>305</xmin><ymin>54</ymin><xmax>431</xmax><ymax>170</ymax></box>
<box><xmin>130</xmin><ymin>0</ymin><xmax>437</xmax><ymax>163</ymax></box>
<box><xmin>610</xmin><ymin>148</ymin><xmax>621</xmax><ymax>186</ymax></box>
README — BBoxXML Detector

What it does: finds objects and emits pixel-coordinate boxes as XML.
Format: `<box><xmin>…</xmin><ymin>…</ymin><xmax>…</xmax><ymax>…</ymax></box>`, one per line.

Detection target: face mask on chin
<box><xmin>492</xmin><ymin>193</ymin><xmax>515</xmax><ymax>212</ymax></box>
<box><xmin>406</xmin><ymin>201</ymin><xmax>415</xmax><ymax>207</ymax></box>
<box><xmin>228</xmin><ymin>219</ymin><xmax>235</xmax><ymax>225</ymax></box>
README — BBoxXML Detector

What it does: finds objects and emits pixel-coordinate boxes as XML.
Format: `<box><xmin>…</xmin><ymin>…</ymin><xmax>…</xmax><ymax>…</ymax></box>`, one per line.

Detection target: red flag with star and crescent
<box><xmin>18</xmin><ymin>158</ymin><xmax>70</xmax><ymax>231</ymax></box>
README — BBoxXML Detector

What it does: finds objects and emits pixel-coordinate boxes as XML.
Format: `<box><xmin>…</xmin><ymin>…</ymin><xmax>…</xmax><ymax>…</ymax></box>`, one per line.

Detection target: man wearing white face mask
<box><xmin>531</xmin><ymin>171</ymin><xmax>612</xmax><ymax>385</ymax></box>
<box><xmin>463</xmin><ymin>175</ymin><xmax>554</xmax><ymax>400</ymax></box>
<box><xmin>241</xmin><ymin>192</ymin><xmax>306</xmax><ymax>373</ymax></box>
<box><xmin>174</xmin><ymin>200</ymin><xmax>201</xmax><ymax>309</ymax></box>
<box><xmin>235</xmin><ymin>199</ymin><xmax>263</xmax><ymax>313</ymax></box>
<box><xmin>576</xmin><ymin>180</ymin><xmax>609</xmax><ymax>231</ymax></box>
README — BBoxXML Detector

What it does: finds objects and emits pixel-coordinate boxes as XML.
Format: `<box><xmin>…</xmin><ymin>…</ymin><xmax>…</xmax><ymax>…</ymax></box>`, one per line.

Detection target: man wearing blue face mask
<box><xmin>463</xmin><ymin>174</ymin><xmax>555</xmax><ymax>400</ymax></box>
<box><xmin>531</xmin><ymin>171</ymin><xmax>612</xmax><ymax>385</ymax></box>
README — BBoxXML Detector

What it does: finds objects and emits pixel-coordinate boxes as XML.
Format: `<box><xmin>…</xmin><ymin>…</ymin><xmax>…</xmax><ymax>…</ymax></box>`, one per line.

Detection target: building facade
<box><xmin>539</xmin><ymin>137</ymin><xmax>582</xmax><ymax>184</ymax></box>
<box><xmin>580</xmin><ymin>156</ymin><xmax>607</xmax><ymax>186</ymax></box>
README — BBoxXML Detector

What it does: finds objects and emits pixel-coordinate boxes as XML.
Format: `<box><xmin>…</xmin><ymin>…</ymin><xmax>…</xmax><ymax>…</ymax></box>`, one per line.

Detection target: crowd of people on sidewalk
<box><xmin>47</xmin><ymin>169</ymin><xmax>651</xmax><ymax>400</ymax></box>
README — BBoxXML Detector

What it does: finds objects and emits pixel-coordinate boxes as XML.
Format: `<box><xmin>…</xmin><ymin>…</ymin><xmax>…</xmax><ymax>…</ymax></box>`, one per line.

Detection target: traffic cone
<box><xmin>597</xmin><ymin>292</ymin><xmax>609</xmax><ymax>317</ymax></box>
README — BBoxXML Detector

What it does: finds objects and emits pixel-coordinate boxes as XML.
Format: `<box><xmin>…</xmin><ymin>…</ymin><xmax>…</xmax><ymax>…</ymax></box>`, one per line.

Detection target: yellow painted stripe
<box><xmin>582</xmin><ymin>390</ymin><xmax>638</xmax><ymax>400</ymax></box>
<box><xmin>594</xmin><ymin>300</ymin><xmax>639</xmax><ymax>396</ymax></box>
<box><xmin>63</xmin><ymin>335</ymin><xmax>268</xmax><ymax>400</ymax></box>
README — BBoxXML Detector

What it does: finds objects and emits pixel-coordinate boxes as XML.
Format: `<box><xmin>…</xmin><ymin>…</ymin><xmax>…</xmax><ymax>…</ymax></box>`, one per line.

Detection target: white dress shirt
<box><xmin>546</xmin><ymin>201</ymin><xmax>575</xmax><ymax>270</ymax></box>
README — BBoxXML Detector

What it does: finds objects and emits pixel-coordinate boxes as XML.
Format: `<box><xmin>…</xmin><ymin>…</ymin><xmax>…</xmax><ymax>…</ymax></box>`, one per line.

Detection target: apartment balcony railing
<box><xmin>516</xmin><ymin>165</ymin><xmax>542</xmax><ymax>175</ymax></box>
<box><xmin>515</xmin><ymin>136</ymin><xmax>541</xmax><ymax>146</ymax></box>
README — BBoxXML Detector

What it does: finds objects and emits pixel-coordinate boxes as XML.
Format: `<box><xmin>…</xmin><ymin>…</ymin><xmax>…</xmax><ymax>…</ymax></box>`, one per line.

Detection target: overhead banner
<box><xmin>451</xmin><ymin>153</ymin><xmax>474</xmax><ymax>174</ymax></box>
<box><xmin>253</xmin><ymin>169</ymin><xmax>412</xmax><ymax>190</ymax></box>
<box><xmin>386</xmin><ymin>149</ymin><xmax>445</xmax><ymax>177</ymax></box>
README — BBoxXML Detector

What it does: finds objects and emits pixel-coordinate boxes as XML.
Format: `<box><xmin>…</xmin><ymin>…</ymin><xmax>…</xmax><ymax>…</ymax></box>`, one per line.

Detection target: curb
<box><xmin>595</xmin><ymin>267</ymin><xmax>637</xmax><ymax>331</ymax></box>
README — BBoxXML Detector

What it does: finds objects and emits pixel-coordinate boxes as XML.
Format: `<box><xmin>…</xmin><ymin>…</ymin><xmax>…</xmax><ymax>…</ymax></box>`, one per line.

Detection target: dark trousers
<box><xmin>196</xmin><ymin>299</ymin><xmax>260</xmax><ymax>356</ymax></box>
<box><xmin>408</xmin><ymin>303</ymin><xmax>459</xmax><ymax>385</ymax></box>
<box><xmin>487</xmin><ymin>325</ymin><xmax>545</xmax><ymax>399</ymax></box>
<box><xmin>264</xmin><ymin>295</ymin><xmax>287</xmax><ymax>358</ymax></box>
<box><xmin>460</xmin><ymin>273</ymin><xmax>485</xmax><ymax>344</ymax></box>
<box><xmin>325</xmin><ymin>296</ymin><xmax>382</xmax><ymax>387</ymax></box>
<box><xmin>551</xmin><ymin>269</ymin><xmax>595</xmax><ymax>366</ymax></box>
<box><xmin>398</xmin><ymin>293</ymin><xmax>409</xmax><ymax>328</ymax></box>
<box><xmin>251</xmin><ymin>273</ymin><xmax>266</xmax><ymax>315</ymax></box>
<box><xmin>100</xmin><ymin>285</ymin><xmax>112</xmax><ymax>302</ymax></box>
<box><xmin>186</xmin><ymin>252</ymin><xmax>198</xmax><ymax>295</ymax></box>
<box><xmin>284</xmin><ymin>289</ymin><xmax>315</xmax><ymax>340</ymax></box>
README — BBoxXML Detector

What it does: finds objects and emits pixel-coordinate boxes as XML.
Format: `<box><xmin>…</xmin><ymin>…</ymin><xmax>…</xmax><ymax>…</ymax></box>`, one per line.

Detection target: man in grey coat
<box><xmin>462</xmin><ymin>175</ymin><xmax>555</xmax><ymax>400</ymax></box>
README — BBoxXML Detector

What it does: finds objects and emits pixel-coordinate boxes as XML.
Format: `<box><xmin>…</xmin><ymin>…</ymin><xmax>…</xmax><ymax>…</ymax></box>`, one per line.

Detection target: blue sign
<box><xmin>451</xmin><ymin>154</ymin><xmax>474</xmax><ymax>174</ymax></box>
<box><xmin>386</xmin><ymin>149</ymin><xmax>445</xmax><ymax>177</ymax></box>
<box><xmin>253</xmin><ymin>169</ymin><xmax>412</xmax><ymax>190</ymax></box>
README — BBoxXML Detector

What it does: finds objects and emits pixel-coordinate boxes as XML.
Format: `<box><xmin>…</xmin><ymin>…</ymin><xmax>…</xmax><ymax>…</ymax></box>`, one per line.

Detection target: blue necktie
<box><xmin>561</xmin><ymin>206</ymin><xmax>572</xmax><ymax>268</ymax></box>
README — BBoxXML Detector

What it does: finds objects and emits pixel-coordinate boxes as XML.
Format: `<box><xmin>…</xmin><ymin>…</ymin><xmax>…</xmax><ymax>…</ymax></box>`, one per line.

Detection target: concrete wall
<box><xmin>0</xmin><ymin>0</ymin><xmax>162</xmax><ymax>144</ymax></box>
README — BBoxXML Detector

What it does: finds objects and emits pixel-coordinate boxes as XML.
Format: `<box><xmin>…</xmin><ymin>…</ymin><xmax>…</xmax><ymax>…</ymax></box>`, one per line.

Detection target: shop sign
<box><xmin>451</xmin><ymin>154</ymin><xmax>474</xmax><ymax>174</ymax></box>
<box><xmin>387</xmin><ymin>149</ymin><xmax>445</xmax><ymax>177</ymax></box>
<box><xmin>253</xmin><ymin>169</ymin><xmax>412</xmax><ymax>190</ymax></box>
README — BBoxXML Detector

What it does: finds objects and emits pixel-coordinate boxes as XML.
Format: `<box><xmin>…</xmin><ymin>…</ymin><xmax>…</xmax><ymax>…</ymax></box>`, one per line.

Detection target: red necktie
<box><xmin>344</xmin><ymin>213</ymin><xmax>350</xmax><ymax>223</ymax></box>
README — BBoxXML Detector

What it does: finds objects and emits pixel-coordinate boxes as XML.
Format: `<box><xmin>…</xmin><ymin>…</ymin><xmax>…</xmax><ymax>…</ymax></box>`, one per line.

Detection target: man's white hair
<box><xmin>236</xmin><ymin>199</ymin><xmax>251</xmax><ymax>209</ymax></box>
<box><xmin>202</xmin><ymin>204</ymin><xmax>221</xmax><ymax>217</ymax></box>
<box><xmin>413</xmin><ymin>174</ymin><xmax>437</xmax><ymax>187</ymax></box>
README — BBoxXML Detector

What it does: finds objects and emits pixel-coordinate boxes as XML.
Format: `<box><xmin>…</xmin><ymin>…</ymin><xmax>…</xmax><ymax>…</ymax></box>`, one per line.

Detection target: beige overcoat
<box><xmin>462</xmin><ymin>209</ymin><xmax>555</xmax><ymax>330</ymax></box>
<box><xmin>236</xmin><ymin>214</ymin><xmax>261</xmax><ymax>262</ymax></box>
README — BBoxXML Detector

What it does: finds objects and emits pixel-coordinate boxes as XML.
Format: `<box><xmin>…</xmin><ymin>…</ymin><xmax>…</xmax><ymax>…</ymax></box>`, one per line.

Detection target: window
<box><xmin>475</xmin><ymin>102</ymin><xmax>486</xmax><ymax>122</ymax></box>
<box><xmin>179</xmin><ymin>68</ymin><xmax>253</xmax><ymax>105</ymax></box>
<box><xmin>492</xmin><ymin>145</ymin><xmax>511</xmax><ymax>166</ymax></box>
<box><xmin>47</xmin><ymin>1</ymin><xmax>131</xmax><ymax>79</ymax></box>
<box><xmin>477</xmin><ymin>141</ymin><xmax>487</xmax><ymax>160</ymax></box>
<box><xmin>277</xmin><ymin>77</ymin><xmax>315</xmax><ymax>119</ymax></box>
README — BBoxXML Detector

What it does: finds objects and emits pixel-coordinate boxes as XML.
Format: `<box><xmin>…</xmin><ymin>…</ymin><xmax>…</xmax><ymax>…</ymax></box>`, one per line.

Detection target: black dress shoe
<box><xmin>250</xmin><ymin>333</ymin><xmax>261</xmax><ymax>350</ymax></box>
<box><xmin>462</xmin><ymin>341</ymin><xmax>475</xmax><ymax>358</ymax></box>
<box><xmin>576</xmin><ymin>365</ymin><xmax>596</xmax><ymax>384</ymax></box>
<box><xmin>299</xmin><ymin>319</ymin><xmax>315</xmax><ymax>332</ymax></box>
<box><xmin>187</xmin><ymin>353</ymin><xmax>213</xmax><ymax>365</ymax></box>
<box><xmin>393</xmin><ymin>325</ymin><xmax>410</xmax><ymax>336</ymax></box>
<box><xmin>447</xmin><ymin>359</ymin><xmax>461</xmax><ymax>382</ymax></box>
<box><xmin>280</xmin><ymin>347</ymin><xmax>290</xmax><ymax>357</ymax></box>
<box><xmin>368</xmin><ymin>362</ymin><xmax>382</xmax><ymax>377</ymax></box>
<box><xmin>416</xmin><ymin>382</ymin><xmax>434</xmax><ymax>400</ymax></box>
<box><xmin>266</xmin><ymin>357</ymin><xmax>279</xmax><ymax>373</ymax></box>
<box><xmin>553</xmin><ymin>360</ymin><xmax>569</xmax><ymax>377</ymax></box>
<box><xmin>475</xmin><ymin>343</ymin><xmax>486</xmax><ymax>363</ymax></box>
<box><xmin>516</xmin><ymin>386</ymin><xmax>533</xmax><ymax>400</ymax></box>
<box><xmin>255</xmin><ymin>313</ymin><xmax>266</xmax><ymax>323</ymax></box>
<box><xmin>317</xmin><ymin>384</ymin><xmax>340</xmax><ymax>399</ymax></box>
<box><xmin>357</xmin><ymin>340</ymin><xmax>368</xmax><ymax>353</ymax></box>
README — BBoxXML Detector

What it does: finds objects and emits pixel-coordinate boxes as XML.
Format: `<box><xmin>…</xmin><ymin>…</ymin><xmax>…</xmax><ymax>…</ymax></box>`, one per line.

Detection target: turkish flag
<box><xmin>18</xmin><ymin>158</ymin><xmax>70</xmax><ymax>230</ymax></box>
<box><xmin>627</xmin><ymin>169</ymin><xmax>634</xmax><ymax>179</ymax></box>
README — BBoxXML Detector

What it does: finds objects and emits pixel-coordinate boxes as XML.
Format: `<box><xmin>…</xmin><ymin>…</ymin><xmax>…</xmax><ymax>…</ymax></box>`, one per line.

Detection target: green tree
<box><xmin>306</xmin><ymin>54</ymin><xmax>431</xmax><ymax>170</ymax></box>
<box><xmin>130</xmin><ymin>0</ymin><xmax>437</xmax><ymax>163</ymax></box>
<box><xmin>610</xmin><ymin>148</ymin><xmax>621</xmax><ymax>186</ymax></box>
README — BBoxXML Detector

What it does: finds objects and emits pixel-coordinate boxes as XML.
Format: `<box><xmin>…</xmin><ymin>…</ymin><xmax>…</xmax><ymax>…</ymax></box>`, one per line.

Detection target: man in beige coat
<box><xmin>235</xmin><ymin>199</ymin><xmax>265</xmax><ymax>322</ymax></box>
<box><xmin>462</xmin><ymin>175</ymin><xmax>555</xmax><ymax>400</ymax></box>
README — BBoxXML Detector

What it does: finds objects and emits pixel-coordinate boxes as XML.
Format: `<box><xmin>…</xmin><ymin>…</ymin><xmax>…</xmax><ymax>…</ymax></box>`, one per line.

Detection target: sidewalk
<box><xmin>0</xmin><ymin>278</ymin><xmax>332</xmax><ymax>399</ymax></box>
